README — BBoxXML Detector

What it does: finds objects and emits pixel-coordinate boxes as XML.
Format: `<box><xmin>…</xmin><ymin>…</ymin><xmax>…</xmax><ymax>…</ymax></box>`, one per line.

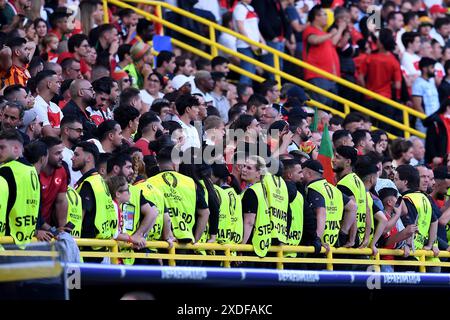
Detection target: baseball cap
<box><xmin>430</xmin><ymin>4</ymin><xmax>447</xmax><ymax>14</ymax></box>
<box><xmin>19</xmin><ymin>110</ymin><xmax>38</xmax><ymax>133</ymax></box>
<box><xmin>301</xmin><ymin>159</ymin><xmax>324</xmax><ymax>174</ymax></box>
<box><xmin>433</xmin><ymin>166</ymin><xmax>450</xmax><ymax>180</ymax></box>
<box><xmin>172</xmin><ymin>74</ymin><xmax>193</xmax><ymax>90</ymax></box>
<box><xmin>419</xmin><ymin>16</ymin><xmax>434</xmax><ymax>27</ymax></box>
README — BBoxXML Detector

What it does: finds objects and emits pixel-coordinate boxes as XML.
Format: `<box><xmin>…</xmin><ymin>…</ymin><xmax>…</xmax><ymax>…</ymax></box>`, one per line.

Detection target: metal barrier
<box><xmin>1</xmin><ymin>237</ymin><xmax>449</xmax><ymax>273</ymax></box>
<box><xmin>103</xmin><ymin>0</ymin><xmax>427</xmax><ymax>139</ymax></box>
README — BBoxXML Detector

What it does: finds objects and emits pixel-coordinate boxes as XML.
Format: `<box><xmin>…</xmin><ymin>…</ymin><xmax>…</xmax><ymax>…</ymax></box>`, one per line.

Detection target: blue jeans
<box><xmin>308</xmin><ymin>77</ymin><xmax>338</xmax><ymax>107</ymax></box>
<box><xmin>237</xmin><ymin>47</ymin><xmax>256</xmax><ymax>85</ymax></box>
<box><xmin>261</xmin><ymin>41</ymin><xmax>285</xmax><ymax>81</ymax></box>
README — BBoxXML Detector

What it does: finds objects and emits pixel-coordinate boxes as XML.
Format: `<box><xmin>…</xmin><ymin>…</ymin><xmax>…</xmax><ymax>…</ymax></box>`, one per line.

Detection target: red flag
<box><xmin>317</xmin><ymin>124</ymin><xmax>335</xmax><ymax>184</ymax></box>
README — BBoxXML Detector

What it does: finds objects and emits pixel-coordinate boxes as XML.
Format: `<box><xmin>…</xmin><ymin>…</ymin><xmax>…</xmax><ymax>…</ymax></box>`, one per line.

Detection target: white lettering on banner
<box><xmin>66</xmin><ymin>266</ymin><xmax>81</xmax><ymax>290</ymax></box>
<box><xmin>278</xmin><ymin>271</ymin><xmax>320</xmax><ymax>283</ymax></box>
<box><xmin>161</xmin><ymin>268</ymin><xmax>207</xmax><ymax>280</ymax></box>
<box><xmin>383</xmin><ymin>274</ymin><xmax>421</xmax><ymax>284</ymax></box>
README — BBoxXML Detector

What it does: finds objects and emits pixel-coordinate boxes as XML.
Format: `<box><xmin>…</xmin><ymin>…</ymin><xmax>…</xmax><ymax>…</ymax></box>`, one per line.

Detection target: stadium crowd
<box><xmin>0</xmin><ymin>0</ymin><xmax>449</xmax><ymax>272</ymax></box>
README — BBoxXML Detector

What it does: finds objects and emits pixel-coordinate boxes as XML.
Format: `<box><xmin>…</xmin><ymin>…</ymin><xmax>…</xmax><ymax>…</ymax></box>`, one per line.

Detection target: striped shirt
<box><xmin>1</xmin><ymin>64</ymin><xmax>30</xmax><ymax>88</ymax></box>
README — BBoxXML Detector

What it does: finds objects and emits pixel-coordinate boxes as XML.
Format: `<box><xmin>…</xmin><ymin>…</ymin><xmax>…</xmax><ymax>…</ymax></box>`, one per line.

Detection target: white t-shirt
<box><xmin>401</xmin><ymin>51</ymin><xmax>421</xmax><ymax>77</ymax></box>
<box><xmin>62</xmin><ymin>147</ymin><xmax>82</xmax><ymax>188</ymax></box>
<box><xmin>233</xmin><ymin>2</ymin><xmax>260</xmax><ymax>49</ymax></box>
<box><xmin>140</xmin><ymin>90</ymin><xmax>164</xmax><ymax>106</ymax></box>
<box><xmin>219</xmin><ymin>32</ymin><xmax>237</xmax><ymax>57</ymax></box>
<box><xmin>194</xmin><ymin>0</ymin><xmax>221</xmax><ymax>23</ymax></box>
<box><xmin>33</xmin><ymin>95</ymin><xmax>64</xmax><ymax>128</ymax></box>
<box><xmin>173</xmin><ymin>116</ymin><xmax>201</xmax><ymax>151</ymax></box>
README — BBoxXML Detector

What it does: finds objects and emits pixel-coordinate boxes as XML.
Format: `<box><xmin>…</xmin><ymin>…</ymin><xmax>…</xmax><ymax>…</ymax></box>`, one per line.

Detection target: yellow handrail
<box><xmin>0</xmin><ymin>237</ymin><xmax>447</xmax><ymax>272</ymax></box>
<box><xmin>119</xmin><ymin>0</ymin><xmax>427</xmax><ymax>129</ymax></box>
<box><xmin>106</xmin><ymin>0</ymin><xmax>415</xmax><ymax>138</ymax></box>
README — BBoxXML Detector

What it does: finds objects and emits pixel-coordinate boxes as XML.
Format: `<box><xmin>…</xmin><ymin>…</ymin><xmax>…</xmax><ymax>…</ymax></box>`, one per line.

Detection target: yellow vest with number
<box><xmin>147</xmin><ymin>171</ymin><xmax>196</xmax><ymax>242</ymax></box>
<box><xmin>0</xmin><ymin>176</ymin><xmax>9</xmax><ymax>237</ymax></box>
<box><xmin>135</xmin><ymin>180</ymin><xmax>165</xmax><ymax>241</ymax></box>
<box><xmin>285</xmin><ymin>191</ymin><xmax>304</xmax><ymax>258</ymax></box>
<box><xmin>1</xmin><ymin>160</ymin><xmax>40</xmax><ymax>246</ymax></box>
<box><xmin>66</xmin><ymin>186</ymin><xmax>82</xmax><ymax>238</ymax></box>
<box><xmin>403</xmin><ymin>192</ymin><xmax>432</xmax><ymax>251</ymax></box>
<box><xmin>262</xmin><ymin>174</ymin><xmax>289</xmax><ymax>244</ymax></box>
<box><xmin>244</xmin><ymin>182</ymin><xmax>272</xmax><ymax>257</ymax></box>
<box><xmin>76</xmin><ymin>173</ymin><xmax>117</xmax><ymax>242</ymax></box>
<box><xmin>222</xmin><ymin>186</ymin><xmax>243</xmax><ymax>244</ymax></box>
<box><xmin>307</xmin><ymin>179</ymin><xmax>344</xmax><ymax>246</ymax></box>
<box><xmin>337</xmin><ymin>173</ymin><xmax>367</xmax><ymax>244</ymax></box>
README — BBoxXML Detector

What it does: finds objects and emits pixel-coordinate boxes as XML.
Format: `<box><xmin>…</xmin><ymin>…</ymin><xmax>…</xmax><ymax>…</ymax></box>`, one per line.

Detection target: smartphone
<box><xmin>65</xmin><ymin>222</ymin><xmax>75</xmax><ymax>230</ymax></box>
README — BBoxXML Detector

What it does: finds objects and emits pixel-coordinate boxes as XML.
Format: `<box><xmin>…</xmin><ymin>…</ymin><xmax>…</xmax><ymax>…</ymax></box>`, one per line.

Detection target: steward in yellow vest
<box><xmin>333</xmin><ymin>146</ymin><xmax>370</xmax><ymax>247</ymax></box>
<box><xmin>354</xmin><ymin>156</ymin><xmax>388</xmax><ymax>255</ymax></box>
<box><xmin>301</xmin><ymin>160</ymin><xmax>356</xmax><ymax>251</ymax></box>
<box><xmin>394</xmin><ymin>165</ymin><xmax>439</xmax><ymax>258</ymax></box>
<box><xmin>0</xmin><ymin>131</ymin><xmax>40</xmax><ymax>246</ymax></box>
<box><xmin>153</xmin><ymin>146</ymin><xmax>210</xmax><ymax>246</ymax></box>
<box><xmin>241</xmin><ymin>156</ymin><xmax>272</xmax><ymax>258</ymax></box>
<box><xmin>72</xmin><ymin>142</ymin><xmax>117</xmax><ymax>263</ymax></box>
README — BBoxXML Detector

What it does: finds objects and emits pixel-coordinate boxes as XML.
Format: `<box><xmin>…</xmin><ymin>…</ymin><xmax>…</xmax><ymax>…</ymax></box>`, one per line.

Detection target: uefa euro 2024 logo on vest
<box><xmin>366</xmin><ymin>5</ymin><xmax>381</xmax><ymax>31</ymax></box>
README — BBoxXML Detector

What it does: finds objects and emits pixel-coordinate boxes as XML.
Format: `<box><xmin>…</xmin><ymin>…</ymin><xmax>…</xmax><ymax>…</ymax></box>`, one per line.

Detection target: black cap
<box><xmin>433</xmin><ymin>166</ymin><xmax>450</xmax><ymax>180</ymax></box>
<box><xmin>302</xmin><ymin>159</ymin><xmax>324</xmax><ymax>174</ymax></box>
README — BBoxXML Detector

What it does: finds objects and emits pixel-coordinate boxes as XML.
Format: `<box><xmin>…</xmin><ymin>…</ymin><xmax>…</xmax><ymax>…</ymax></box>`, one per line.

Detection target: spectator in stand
<box><xmin>140</xmin><ymin>72</ymin><xmax>164</xmax><ymax>106</ymax></box>
<box><xmin>92</xmin><ymin>23</ymin><xmax>119</xmax><ymax>73</ymax></box>
<box><xmin>352</xmin><ymin>129</ymin><xmax>374</xmax><ymax>155</ymax></box>
<box><xmin>397</xmin><ymin>12</ymin><xmax>420</xmax><ymax>53</ymax></box>
<box><xmin>68</xmin><ymin>34</ymin><xmax>90</xmax><ymax>78</ymax></box>
<box><xmin>151</xmin><ymin>99</ymin><xmax>172</xmax><ymax>122</ymax></box>
<box><xmin>412</xmin><ymin>57</ymin><xmax>440</xmax><ymax>133</ymax></box>
<box><xmin>252</xmin><ymin>0</ymin><xmax>290</xmax><ymax>77</ymax></box>
<box><xmin>211</xmin><ymin>56</ymin><xmax>230</xmax><ymax>77</ymax></box>
<box><xmin>1</xmin><ymin>101</ymin><xmax>29</xmax><ymax>145</ymax></box>
<box><xmin>48</xmin><ymin>7</ymin><xmax>74</xmax><ymax>42</ymax></box>
<box><xmin>332</xmin><ymin>129</ymin><xmax>354</xmax><ymax>148</ymax></box>
<box><xmin>409</xmin><ymin>136</ymin><xmax>425</xmax><ymax>166</ymax></box>
<box><xmin>87</xmin><ymin>77</ymin><xmax>115</xmax><ymax>125</ymax></box>
<box><xmin>60</xmin><ymin>115</ymin><xmax>83</xmax><ymax>187</ymax></box>
<box><xmin>391</xmin><ymin>138</ymin><xmax>414</xmax><ymax>168</ymax></box>
<box><xmin>237</xmin><ymin>83</ymin><xmax>254</xmax><ymax>104</ymax></box>
<box><xmin>1</xmin><ymin>0</ymin><xmax>31</xmax><ymax>25</ymax></box>
<box><xmin>41</xmin><ymin>34</ymin><xmax>59</xmax><ymax>63</ymax></box>
<box><xmin>114</xmin><ymin>105</ymin><xmax>141</xmax><ymax>146</ymax></box>
<box><xmin>192</xmin><ymin>71</ymin><xmax>215</xmax><ymax>107</ymax></box>
<box><xmin>19</xmin><ymin>109</ymin><xmax>42</xmax><ymax>142</ymax></box>
<box><xmin>233</xmin><ymin>0</ymin><xmax>266</xmax><ymax>85</ymax></box>
<box><xmin>424</xmin><ymin>98</ymin><xmax>450</xmax><ymax>166</ymax></box>
<box><xmin>33</xmin><ymin>70</ymin><xmax>63</xmax><ymax>137</ymax></box>
<box><xmin>3</xmin><ymin>84</ymin><xmax>28</xmax><ymax>108</ymax></box>
<box><xmin>430</xmin><ymin>17</ymin><xmax>450</xmax><ymax>47</ymax></box>
<box><xmin>62</xmin><ymin>79</ymin><xmax>97</xmax><ymax>139</ymax></box>
<box><xmin>95</xmin><ymin>119</ymin><xmax>123</xmax><ymax>153</ymax></box>
<box><xmin>358</xmin><ymin>29</ymin><xmax>401</xmax><ymax>133</ymax></box>
<box><xmin>134</xmin><ymin>18</ymin><xmax>153</xmax><ymax>45</ymax></box>
<box><xmin>134</xmin><ymin>111</ymin><xmax>163</xmax><ymax>156</ymax></box>
<box><xmin>218</xmin><ymin>12</ymin><xmax>238</xmax><ymax>64</ymax></box>
<box><xmin>303</xmin><ymin>5</ymin><xmax>344</xmax><ymax>106</ymax></box>
<box><xmin>80</xmin><ymin>0</ymin><xmax>104</xmax><ymax>36</ymax></box>
<box><xmin>119</xmin><ymin>87</ymin><xmax>144</xmax><ymax>114</ymax></box>
<box><xmin>438</xmin><ymin>60</ymin><xmax>450</xmax><ymax>104</ymax></box>
<box><xmin>3</xmin><ymin>37</ymin><xmax>32</xmax><ymax>88</ymax></box>
<box><xmin>117</xmin><ymin>44</ymin><xmax>132</xmax><ymax>71</ymax></box>
<box><xmin>34</xmin><ymin>18</ymin><xmax>48</xmax><ymax>44</ymax></box>
<box><xmin>260</xmin><ymin>79</ymin><xmax>280</xmax><ymax>105</ymax></box>
<box><xmin>117</xmin><ymin>8</ymin><xmax>139</xmax><ymax>44</ymax></box>
<box><xmin>39</xmin><ymin>136</ymin><xmax>68</xmax><ymax>228</ymax></box>
<box><xmin>211</xmin><ymin>72</ymin><xmax>230</xmax><ymax>123</ymax></box>
<box><xmin>246</xmin><ymin>94</ymin><xmax>269</xmax><ymax>121</ymax></box>
<box><xmin>401</xmin><ymin>32</ymin><xmax>421</xmax><ymax>90</ymax></box>
<box><xmin>386</xmin><ymin>11</ymin><xmax>404</xmax><ymax>36</ymax></box>
<box><xmin>154</xmin><ymin>51</ymin><xmax>176</xmax><ymax>79</ymax></box>
<box><xmin>173</xmin><ymin>94</ymin><xmax>201</xmax><ymax>151</ymax></box>
<box><xmin>61</xmin><ymin>58</ymin><xmax>82</xmax><ymax>80</ymax></box>
<box><xmin>342</xmin><ymin>112</ymin><xmax>365</xmax><ymax>133</ymax></box>
<box><xmin>174</xmin><ymin>55</ymin><xmax>194</xmax><ymax>77</ymax></box>
<box><xmin>124</xmin><ymin>41</ymin><xmax>153</xmax><ymax>90</ymax></box>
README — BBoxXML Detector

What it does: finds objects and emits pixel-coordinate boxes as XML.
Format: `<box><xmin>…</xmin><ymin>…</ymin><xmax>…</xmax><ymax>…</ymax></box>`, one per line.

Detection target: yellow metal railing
<box><xmin>105</xmin><ymin>0</ymin><xmax>426</xmax><ymax>139</ymax></box>
<box><xmin>0</xmin><ymin>237</ymin><xmax>448</xmax><ymax>272</ymax></box>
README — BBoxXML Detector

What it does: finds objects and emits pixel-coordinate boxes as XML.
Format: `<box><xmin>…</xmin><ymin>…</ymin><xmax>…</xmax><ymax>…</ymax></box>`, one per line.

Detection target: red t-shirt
<box><xmin>39</xmin><ymin>167</ymin><xmax>68</xmax><ymax>225</ymax></box>
<box><xmin>302</xmin><ymin>25</ymin><xmax>340</xmax><ymax>80</ymax></box>
<box><xmin>439</xmin><ymin>114</ymin><xmax>450</xmax><ymax>154</ymax></box>
<box><xmin>360</xmin><ymin>52</ymin><xmax>402</xmax><ymax>99</ymax></box>
<box><xmin>134</xmin><ymin>138</ymin><xmax>154</xmax><ymax>156</ymax></box>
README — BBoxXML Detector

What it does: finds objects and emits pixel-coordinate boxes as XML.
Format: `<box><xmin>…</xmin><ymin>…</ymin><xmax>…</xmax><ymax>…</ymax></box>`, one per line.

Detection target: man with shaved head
<box><xmin>192</xmin><ymin>70</ymin><xmax>215</xmax><ymax>107</ymax></box>
<box><xmin>62</xmin><ymin>79</ymin><xmax>97</xmax><ymax>139</ymax></box>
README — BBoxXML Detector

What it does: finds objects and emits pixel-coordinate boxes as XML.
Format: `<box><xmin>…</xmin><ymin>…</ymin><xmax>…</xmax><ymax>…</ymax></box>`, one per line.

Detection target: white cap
<box><xmin>172</xmin><ymin>75</ymin><xmax>192</xmax><ymax>90</ymax></box>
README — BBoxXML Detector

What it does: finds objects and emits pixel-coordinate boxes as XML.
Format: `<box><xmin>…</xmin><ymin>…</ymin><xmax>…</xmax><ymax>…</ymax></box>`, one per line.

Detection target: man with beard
<box><xmin>287</xmin><ymin>116</ymin><xmax>312</xmax><ymax>152</ymax></box>
<box><xmin>334</xmin><ymin>146</ymin><xmax>370</xmax><ymax>248</ymax></box>
<box><xmin>39</xmin><ymin>136</ymin><xmax>68</xmax><ymax>228</ymax></box>
<box><xmin>96</xmin><ymin>120</ymin><xmax>123</xmax><ymax>154</ymax></box>
<box><xmin>3</xmin><ymin>37</ymin><xmax>31</xmax><ymax>87</ymax></box>
<box><xmin>62</xmin><ymin>79</ymin><xmax>97</xmax><ymax>139</ymax></box>
<box><xmin>33</xmin><ymin>70</ymin><xmax>63</xmax><ymax>137</ymax></box>
<box><xmin>87</xmin><ymin>77</ymin><xmax>116</xmax><ymax>126</ymax></box>
<box><xmin>106</xmin><ymin>153</ymin><xmax>158</xmax><ymax>265</ymax></box>
<box><xmin>60</xmin><ymin>115</ymin><xmax>83</xmax><ymax>187</ymax></box>
<box><xmin>246</xmin><ymin>94</ymin><xmax>269</xmax><ymax>121</ymax></box>
<box><xmin>134</xmin><ymin>112</ymin><xmax>164</xmax><ymax>156</ymax></box>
